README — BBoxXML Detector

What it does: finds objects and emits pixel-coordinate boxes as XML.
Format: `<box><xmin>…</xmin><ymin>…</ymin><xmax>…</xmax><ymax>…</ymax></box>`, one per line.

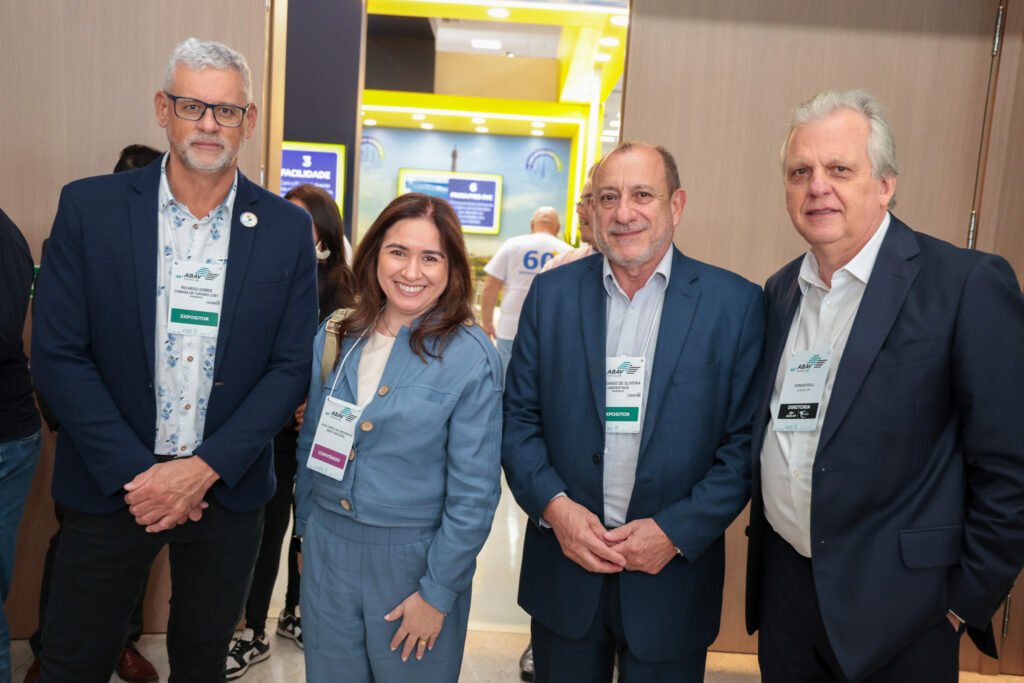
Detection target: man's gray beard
<box><xmin>172</xmin><ymin>135</ymin><xmax>240</xmax><ymax>173</ymax></box>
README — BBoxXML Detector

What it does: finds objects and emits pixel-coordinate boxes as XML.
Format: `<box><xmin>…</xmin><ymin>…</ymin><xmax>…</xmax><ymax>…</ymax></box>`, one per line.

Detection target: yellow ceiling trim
<box><xmin>368</xmin><ymin>0</ymin><xmax>626</xmax><ymax>27</ymax></box>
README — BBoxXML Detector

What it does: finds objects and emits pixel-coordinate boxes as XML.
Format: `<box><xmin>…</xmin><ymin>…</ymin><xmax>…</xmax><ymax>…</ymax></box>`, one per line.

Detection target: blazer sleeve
<box><xmin>652</xmin><ymin>284</ymin><xmax>765</xmax><ymax>560</ymax></box>
<box><xmin>419</xmin><ymin>341</ymin><xmax>503</xmax><ymax>613</ymax></box>
<box><xmin>946</xmin><ymin>254</ymin><xmax>1024</xmax><ymax>627</ymax></box>
<box><xmin>501</xmin><ymin>282</ymin><xmax>569</xmax><ymax>521</ymax></box>
<box><xmin>194</xmin><ymin>225</ymin><xmax>318</xmax><ymax>488</ymax></box>
<box><xmin>31</xmin><ymin>186</ymin><xmax>156</xmax><ymax>493</ymax></box>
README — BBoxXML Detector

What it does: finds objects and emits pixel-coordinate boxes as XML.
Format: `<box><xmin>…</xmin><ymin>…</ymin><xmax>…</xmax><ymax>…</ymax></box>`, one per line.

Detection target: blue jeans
<box><xmin>0</xmin><ymin>429</ymin><xmax>42</xmax><ymax>683</ymax></box>
<box><xmin>495</xmin><ymin>337</ymin><xmax>514</xmax><ymax>388</ymax></box>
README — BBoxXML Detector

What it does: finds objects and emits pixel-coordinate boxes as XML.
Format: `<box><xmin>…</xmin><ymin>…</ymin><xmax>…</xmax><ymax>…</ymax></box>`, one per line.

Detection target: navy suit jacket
<box><xmin>746</xmin><ymin>216</ymin><xmax>1024</xmax><ymax>681</ymax></box>
<box><xmin>31</xmin><ymin>160</ymin><xmax>318</xmax><ymax>514</ymax></box>
<box><xmin>503</xmin><ymin>247</ymin><xmax>764</xmax><ymax>661</ymax></box>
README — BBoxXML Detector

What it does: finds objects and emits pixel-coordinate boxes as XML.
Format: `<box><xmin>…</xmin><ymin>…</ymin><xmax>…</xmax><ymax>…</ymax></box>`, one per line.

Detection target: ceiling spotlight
<box><xmin>610</xmin><ymin>15</ymin><xmax>628</xmax><ymax>27</ymax></box>
<box><xmin>471</xmin><ymin>38</ymin><xmax>502</xmax><ymax>50</ymax></box>
<box><xmin>594</xmin><ymin>53</ymin><xmax>611</xmax><ymax>63</ymax></box>
<box><xmin>472</xmin><ymin>117</ymin><xmax>486</xmax><ymax>124</ymax></box>
<box><xmin>420</xmin><ymin>123</ymin><xmax>434</xmax><ymax>130</ymax></box>
<box><xmin>600</xmin><ymin>135</ymin><xmax>617</xmax><ymax>142</ymax></box>
<box><xmin>610</xmin><ymin>120</ymin><xmax>620</xmax><ymax>128</ymax></box>
<box><xmin>506</xmin><ymin>51</ymin><xmax>516</xmax><ymax>58</ymax></box>
<box><xmin>411</xmin><ymin>113</ymin><xmax>426</xmax><ymax>121</ymax></box>
<box><xmin>602</xmin><ymin>129</ymin><xmax>618</xmax><ymax>137</ymax></box>
<box><xmin>363</xmin><ymin>119</ymin><xmax>377</xmax><ymax>126</ymax></box>
<box><xmin>476</xmin><ymin>126</ymin><xmax>489</xmax><ymax>133</ymax></box>
<box><xmin>531</xmin><ymin>121</ymin><xmax>545</xmax><ymax>128</ymax></box>
<box><xmin>599</xmin><ymin>37</ymin><xmax>620</xmax><ymax>47</ymax></box>
<box><xmin>531</xmin><ymin>130</ymin><xmax>544</xmax><ymax>136</ymax></box>
<box><xmin>487</xmin><ymin>8</ymin><xmax>510</xmax><ymax>18</ymax></box>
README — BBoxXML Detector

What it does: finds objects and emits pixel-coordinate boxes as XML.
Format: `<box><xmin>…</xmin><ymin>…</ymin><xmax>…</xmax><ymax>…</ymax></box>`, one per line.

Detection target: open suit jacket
<box><xmin>503</xmin><ymin>247</ymin><xmax>764</xmax><ymax>661</ymax></box>
<box><xmin>746</xmin><ymin>215</ymin><xmax>1024</xmax><ymax>681</ymax></box>
<box><xmin>31</xmin><ymin>160</ymin><xmax>318</xmax><ymax>514</ymax></box>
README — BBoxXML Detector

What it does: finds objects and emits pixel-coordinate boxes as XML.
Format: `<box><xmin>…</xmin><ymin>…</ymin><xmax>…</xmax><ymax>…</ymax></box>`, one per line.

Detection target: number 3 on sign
<box><xmin>523</xmin><ymin>250</ymin><xmax>555</xmax><ymax>269</ymax></box>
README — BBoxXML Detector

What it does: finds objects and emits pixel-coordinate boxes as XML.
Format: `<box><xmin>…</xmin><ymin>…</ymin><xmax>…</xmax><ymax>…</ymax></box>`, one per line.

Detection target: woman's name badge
<box><xmin>606</xmin><ymin>356</ymin><xmax>645</xmax><ymax>434</ymax></box>
<box><xmin>773</xmin><ymin>348</ymin><xmax>832</xmax><ymax>432</ymax></box>
<box><xmin>168</xmin><ymin>260</ymin><xmax>226</xmax><ymax>336</ymax></box>
<box><xmin>306</xmin><ymin>396</ymin><xmax>362</xmax><ymax>481</ymax></box>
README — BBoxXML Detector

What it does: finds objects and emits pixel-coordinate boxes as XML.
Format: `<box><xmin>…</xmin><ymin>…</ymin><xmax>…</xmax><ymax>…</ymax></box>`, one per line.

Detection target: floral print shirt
<box><xmin>153</xmin><ymin>154</ymin><xmax>236</xmax><ymax>456</ymax></box>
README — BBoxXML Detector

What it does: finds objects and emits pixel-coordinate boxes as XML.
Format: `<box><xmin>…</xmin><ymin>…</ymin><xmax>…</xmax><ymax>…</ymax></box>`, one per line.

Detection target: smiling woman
<box><xmin>293</xmin><ymin>192</ymin><xmax>504</xmax><ymax>683</ymax></box>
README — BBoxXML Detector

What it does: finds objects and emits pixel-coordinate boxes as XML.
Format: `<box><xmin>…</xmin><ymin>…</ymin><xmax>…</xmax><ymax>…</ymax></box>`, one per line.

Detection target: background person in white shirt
<box><xmin>480</xmin><ymin>207</ymin><xmax>569</xmax><ymax>378</ymax></box>
<box><xmin>746</xmin><ymin>89</ymin><xmax>1024</xmax><ymax>683</ymax></box>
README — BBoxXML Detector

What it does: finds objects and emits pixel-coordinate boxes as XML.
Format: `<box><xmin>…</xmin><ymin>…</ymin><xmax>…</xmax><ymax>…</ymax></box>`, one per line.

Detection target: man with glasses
<box><xmin>32</xmin><ymin>38</ymin><xmax>317</xmax><ymax>681</ymax></box>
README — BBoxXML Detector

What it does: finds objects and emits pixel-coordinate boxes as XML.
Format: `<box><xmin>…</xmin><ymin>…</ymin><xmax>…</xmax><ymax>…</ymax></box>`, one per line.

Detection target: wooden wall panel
<box><xmin>1</xmin><ymin>0</ymin><xmax>268</xmax><ymax>639</ymax></box>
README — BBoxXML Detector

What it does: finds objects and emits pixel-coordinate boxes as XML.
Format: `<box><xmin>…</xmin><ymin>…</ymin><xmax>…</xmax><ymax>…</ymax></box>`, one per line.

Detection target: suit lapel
<box><xmin>579</xmin><ymin>257</ymin><xmax>608</xmax><ymax>426</ymax></box>
<box><xmin>129</xmin><ymin>165</ymin><xmax>162</xmax><ymax>380</ymax></box>
<box><xmin>213</xmin><ymin>173</ymin><xmax>259</xmax><ymax>380</ymax></box>
<box><xmin>754</xmin><ymin>265</ymin><xmax>802</xmax><ymax>450</ymax></box>
<box><xmin>639</xmin><ymin>248</ymin><xmax>698</xmax><ymax>456</ymax></box>
<box><xmin>816</xmin><ymin>219</ymin><xmax>921</xmax><ymax>453</ymax></box>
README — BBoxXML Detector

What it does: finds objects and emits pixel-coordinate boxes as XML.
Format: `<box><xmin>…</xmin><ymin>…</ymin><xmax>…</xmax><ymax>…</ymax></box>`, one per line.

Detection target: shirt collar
<box><xmin>602</xmin><ymin>244</ymin><xmax>674</xmax><ymax>299</ymax></box>
<box><xmin>158</xmin><ymin>152</ymin><xmax>238</xmax><ymax>217</ymax></box>
<box><xmin>799</xmin><ymin>212</ymin><xmax>891</xmax><ymax>293</ymax></box>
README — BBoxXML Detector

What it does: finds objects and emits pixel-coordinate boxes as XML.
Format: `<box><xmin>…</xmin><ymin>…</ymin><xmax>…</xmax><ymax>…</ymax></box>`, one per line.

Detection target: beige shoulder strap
<box><xmin>321</xmin><ymin>308</ymin><xmax>354</xmax><ymax>384</ymax></box>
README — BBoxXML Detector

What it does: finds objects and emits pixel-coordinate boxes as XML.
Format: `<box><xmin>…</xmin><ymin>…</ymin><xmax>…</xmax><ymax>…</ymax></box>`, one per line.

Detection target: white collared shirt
<box><xmin>601</xmin><ymin>246</ymin><xmax>673</xmax><ymax>528</ymax></box>
<box><xmin>761</xmin><ymin>213</ymin><xmax>891</xmax><ymax>557</ymax></box>
<box><xmin>153</xmin><ymin>154</ymin><xmax>237</xmax><ymax>456</ymax></box>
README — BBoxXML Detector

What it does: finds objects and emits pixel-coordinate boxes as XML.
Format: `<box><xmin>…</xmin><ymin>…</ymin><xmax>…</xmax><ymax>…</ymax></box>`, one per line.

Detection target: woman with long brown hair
<box><xmin>294</xmin><ymin>193</ymin><xmax>502</xmax><ymax>682</ymax></box>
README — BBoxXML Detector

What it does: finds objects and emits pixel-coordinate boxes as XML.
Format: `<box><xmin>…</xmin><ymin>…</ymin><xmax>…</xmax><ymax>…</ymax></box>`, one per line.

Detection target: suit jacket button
<box><xmin>349</xmin><ymin>448</ymin><xmax>356</xmax><ymax>462</ymax></box>
<box><xmin>377</xmin><ymin>385</ymin><xmax>389</xmax><ymax>397</ymax></box>
<box><xmin>360</xmin><ymin>420</ymin><xmax>373</xmax><ymax>432</ymax></box>
<box><xmin>592</xmin><ymin>452</ymin><xmax>602</xmax><ymax>464</ymax></box>
<box><xmin>340</xmin><ymin>499</ymin><xmax>351</xmax><ymax>511</ymax></box>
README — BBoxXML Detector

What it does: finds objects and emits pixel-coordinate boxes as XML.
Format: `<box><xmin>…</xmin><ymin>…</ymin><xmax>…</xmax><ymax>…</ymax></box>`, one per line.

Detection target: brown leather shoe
<box><xmin>116</xmin><ymin>642</ymin><xmax>159</xmax><ymax>682</ymax></box>
<box><xmin>22</xmin><ymin>657</ymin><xmax>41</xmax><ymax>683</ymax></box>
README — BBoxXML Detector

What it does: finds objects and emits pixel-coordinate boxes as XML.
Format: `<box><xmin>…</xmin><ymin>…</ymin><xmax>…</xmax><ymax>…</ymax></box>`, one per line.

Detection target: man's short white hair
<box><xmin>781</xmin><ymin>89</ymin><xmax>898</xmax><ymax>208</ymax></box>
<box><xmin>163</xmin><ymin>38</ymin><xmax>253</xmax><ymax>104</ymax></box>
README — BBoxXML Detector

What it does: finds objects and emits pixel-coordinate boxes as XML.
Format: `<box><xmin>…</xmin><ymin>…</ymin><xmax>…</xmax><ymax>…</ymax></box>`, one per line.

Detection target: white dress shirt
<box><xmin>761</xmin><ymin>213</ymin><xmax>890</xmax><ymax>557</ymax></box>
<box><xmin>601</xmin><ymin>247</ymin><xmax>672</xmax><ymax>528</ymax></box>
<box><xmin>153</xmin><ymin>154</ymin><xmax>236</xmax><ymax>456</ymax></box>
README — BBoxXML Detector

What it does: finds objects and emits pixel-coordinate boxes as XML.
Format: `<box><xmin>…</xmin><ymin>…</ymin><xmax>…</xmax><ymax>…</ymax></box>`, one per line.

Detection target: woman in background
<box><xmin>226</xmin><ymin>184</ymin><xmax>356</xmax><ymax>678</ymax></box>
<box><xmin>295</xmin><ymin>192</ymin><xmax>502</xmax><ymax>683</ymax></box>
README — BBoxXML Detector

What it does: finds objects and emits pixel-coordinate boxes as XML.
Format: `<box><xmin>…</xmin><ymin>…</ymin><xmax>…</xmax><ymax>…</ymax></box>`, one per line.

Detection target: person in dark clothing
<box><xmin>0</xmin><ymin>207</ymin><xmax>43</xmax><ymax>683</ymax></box>
<box><xmin>225</xmin><ymin>183</ymin><xmax>354</xmax><ymax>679</ymax></box>
<box><xmin>23</xmin><ymin>144</ymin><xmax>164</xmax><ymax>683</ymax></box>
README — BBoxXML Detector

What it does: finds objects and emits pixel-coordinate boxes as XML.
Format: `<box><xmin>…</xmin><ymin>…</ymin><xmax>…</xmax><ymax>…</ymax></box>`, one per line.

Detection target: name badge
<box><xmin>773</xmin><ymin>348</ymin><xmax>832</xmax><ymax>432</ymax></box>
<box><xmin>606</xmin><ymin>356</ymin><xmax>645</xmax><ymax>433</ymax></box>
<box><xmin>168</xmin><ymin>260</ymin><xmax>226</xmax><ymax>337</ymax></box>
<box><xmin>306</xmin><ymin>396</ymin><xmax>362</xmax><ymax>481</ymax></box>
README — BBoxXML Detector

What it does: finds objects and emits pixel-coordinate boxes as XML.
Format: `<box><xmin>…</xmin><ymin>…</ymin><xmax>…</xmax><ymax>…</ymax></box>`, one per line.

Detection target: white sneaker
<box><xmin>226</xmin><ymin>628</ymin><xmax>270</xmax><ymax>679</ymax></box>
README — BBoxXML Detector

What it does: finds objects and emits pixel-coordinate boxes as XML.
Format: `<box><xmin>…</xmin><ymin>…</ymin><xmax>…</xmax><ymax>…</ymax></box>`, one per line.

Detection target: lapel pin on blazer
<box><xmin>240</xmin><ymin>212</ymin><xmax>258</xmax><ymax>228</ymax></box>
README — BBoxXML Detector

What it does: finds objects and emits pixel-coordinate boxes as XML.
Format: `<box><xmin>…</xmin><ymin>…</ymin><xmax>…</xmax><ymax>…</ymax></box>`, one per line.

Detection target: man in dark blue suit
<box><xmin>746</xmin><ymin>89</ymin><xmax>1024</xmax><ymax>682</ymax></box>
<box><xmin>503</xmin><ymin>142</ymin><xmax>764</xmax><ymax>681</ymax></box>
<box><xmin>31</xmin><ymin>38</ymin><xmax>317</xmax><ymax>681</ymax></box>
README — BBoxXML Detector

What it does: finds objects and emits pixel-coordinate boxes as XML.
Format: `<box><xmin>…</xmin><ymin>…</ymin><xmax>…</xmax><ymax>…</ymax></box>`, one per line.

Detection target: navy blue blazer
<box><xmin>31</xmin><ymin>161</ymin><xmax>318</xmax><ymax>514</ymax></box>
<box><xmin>502</xmin><ymin>247</ymin><xmax>764</xmax><ymax>661</ymax></box>
<box><xmin>746</xmin><ymin>216</ymin><xmax>1024</xmax><ymax>681</ymax></box>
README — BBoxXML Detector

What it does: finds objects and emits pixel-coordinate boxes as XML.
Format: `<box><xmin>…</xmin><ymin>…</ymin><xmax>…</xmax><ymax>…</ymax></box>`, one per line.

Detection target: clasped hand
<box><xmin>124</xmin><ymin>457</ymin><xmax>219</xmax><ymax>532</ymax></box>
<box><xmin>543</xmin><ymin>496</ymin><xmax>677</xmax><ymax>575</ymax></box>
<box><xmin>385</xmin><ymin>591</ymin><xmax>446</xmax><ymax>662</ymax></box>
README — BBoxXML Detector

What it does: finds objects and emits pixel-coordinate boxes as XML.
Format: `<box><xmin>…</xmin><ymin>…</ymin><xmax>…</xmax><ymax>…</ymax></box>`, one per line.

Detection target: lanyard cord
<box><xmin>328</xmin><ymin>328</ymin><xmax>368</xmax><ymax>398</ymax></box>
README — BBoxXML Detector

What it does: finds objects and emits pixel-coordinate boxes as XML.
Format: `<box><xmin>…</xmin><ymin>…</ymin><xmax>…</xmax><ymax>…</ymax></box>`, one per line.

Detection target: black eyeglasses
<box><xmin>163</xmin><ymin>92</ymin><xmax>250</xmax><ymax>128</ymax></box>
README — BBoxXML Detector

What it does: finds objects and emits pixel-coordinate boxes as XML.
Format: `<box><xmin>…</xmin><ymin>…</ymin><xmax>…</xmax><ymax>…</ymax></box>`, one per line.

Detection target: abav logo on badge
<box><xmin>178</xmin><ymin>267</ymin><xmax>220</xmax><ymax>282</ymax></box>
<box><xmin>791</xmin><ymin>354</ymin><xmax>828</xmax><ymax>372</ymax></box>
<box><xmin>608</xmin><ymin>360</ymin><xmax>640</xmax><ymax>376</ymax></box>
<box><xmin>329</xmin><ymin>406</ymin><xmax>358</xmax><ymax>423</ymax></box>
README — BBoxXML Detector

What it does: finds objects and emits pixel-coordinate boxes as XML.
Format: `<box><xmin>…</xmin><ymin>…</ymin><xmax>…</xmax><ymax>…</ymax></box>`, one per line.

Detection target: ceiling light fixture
<box><xmin>594</xmin><ymin>53</ymin><xmax>611</xmax><ymax>63</ymax></box>
<box><xmin>476</xmin><ymin>126</ymin><xmax>489</xmax><ymax>133</ymax></box>
<box><xmin>472</xmin><ymin>117</ymin><xmax>486</xmax><ymax>124</ymax></box>
<box><xmin>420</xmin><ymin>123</ymin><xmax>434</xmax><ymax>130</ymax></box>
<box><xmin>599</xmin><ymin>37</ymin><xmax>620</xmax><ymax>47</ymax></box>
<box><xmin>364</xmin><ymin>119</ymin><xmax>377</xmax><ymax>126</ymax></box>
<box><xmin>487</xmin><ymin>8</ymin><xmax>510</xmax><ymax>19</ymax></box>
<box><xmin>531</xmin><ymin>130</ymin><xmax>544</xmax><ymax>136</ymax></box>
<box><xmin>600</xmin><ymin>135</ymin><xmax>617</xmax><ymax>142</ymax></box>
<box><xmin>411</xmin><ymin>113</ymin><xmax>426</xmax><ymax>121</ymax></box>
<box><xmin>610</xmin><ymin>16</ymin><xmax>629</xmax><ymax>27</ymax></box>
<box><xmin>471</xmin><ymin>38</ymin><xmax>502</xmax><ymax>50</ymax></box>
<box><xmin>531</xmin><ymin>121</ymin><xmax>545</xmax><ymax>128</ymax></box>
<box><xmin>610</xmin><ymin>120</ymin><xmax>620</xmax><ymax>128</ymax></box>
